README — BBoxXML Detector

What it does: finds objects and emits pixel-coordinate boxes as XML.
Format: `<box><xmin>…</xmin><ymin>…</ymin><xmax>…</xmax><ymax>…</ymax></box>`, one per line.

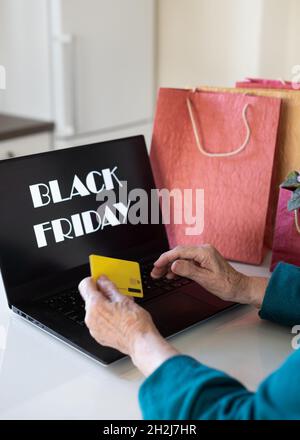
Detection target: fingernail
<box><xmin>98</xmin><ymin>275</ymin><xmax>108</xmax><ymax>283</ymax></box>
<box><xmin>171</xmin><ymin>261</ymin><xmax>179</xmax><ymax>272</ymax></box>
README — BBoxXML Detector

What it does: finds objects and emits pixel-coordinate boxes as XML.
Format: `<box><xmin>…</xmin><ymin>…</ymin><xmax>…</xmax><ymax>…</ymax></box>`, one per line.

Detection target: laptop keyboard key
<box><xmin>43</xmin><ymin>289</ymin><xmax>86</xmax><ymax>326</ymax></box>
<box><xmin>180</xmin><ymin>278</ymin><xmax>191</xmax><ymax>285</ymax></box>
<box><xmin>162</xmin><ymin>285</ymin><xmax>173</xmax><ymax>292</ymax></box>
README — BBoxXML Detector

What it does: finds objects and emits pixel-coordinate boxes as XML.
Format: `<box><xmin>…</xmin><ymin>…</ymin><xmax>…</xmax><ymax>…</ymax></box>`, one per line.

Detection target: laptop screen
<box><xmin>0</xmin><ymin>136</ymin><xmax>169</xmax><ymax>304</ymax></box>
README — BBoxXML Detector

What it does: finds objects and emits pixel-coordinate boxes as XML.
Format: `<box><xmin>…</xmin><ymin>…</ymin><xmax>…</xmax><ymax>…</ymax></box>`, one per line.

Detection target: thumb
<box><xmin>97</xmin><ymin>275</ymin><xmax>128</xmax><ymax>303</ymax></box>
<box><xmin>171</xmin><ymin>260</ymin><xmax>199</xmax><ymax>281</ymax></box>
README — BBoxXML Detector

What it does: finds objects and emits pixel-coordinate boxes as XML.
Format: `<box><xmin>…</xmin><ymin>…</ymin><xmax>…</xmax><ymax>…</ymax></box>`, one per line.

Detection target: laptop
<box><xmin>0</xmin><ymin>135</ymin><xmax>233</xmax><ymax>365</ymax></box>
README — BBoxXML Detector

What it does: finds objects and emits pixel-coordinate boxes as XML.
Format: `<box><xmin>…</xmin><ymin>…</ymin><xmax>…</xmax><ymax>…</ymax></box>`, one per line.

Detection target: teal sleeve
<box><xmin>259</xmin><ymin>262</ymin><xmax>300</xmax><ymax>326</ymax></box>
<box><xmin>139</xmin><ymin>352</ymin><xmax>300</xmax><ymax>419</ymax></box>
<box><xmin>139</xmin><ymin>262</ymin><xmax>300</xmax><ymax>419</ymax></box>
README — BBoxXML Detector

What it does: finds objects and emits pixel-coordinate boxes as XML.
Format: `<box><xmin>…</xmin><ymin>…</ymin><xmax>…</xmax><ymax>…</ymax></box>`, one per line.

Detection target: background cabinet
<box><xmin>50</xmin><ymin>0</ymin><xmax>156</xmax><ymax>147</ymax></box>
<box><xmin>0</xmin><ymin>0</ymin><xmax>156</xmax><ymax>152</ymax></box>
<box><xmin>0</xmin><ymin>133</ymin><xmax>52</xmax><ymax>160</ymax></box>
<box><xmin>0</xmin><ymin>114</ymin><xmax>54</xmax><ymax>160</ymax></box>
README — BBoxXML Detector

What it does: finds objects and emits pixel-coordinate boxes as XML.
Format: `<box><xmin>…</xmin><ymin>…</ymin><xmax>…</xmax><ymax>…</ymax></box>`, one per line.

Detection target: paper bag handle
<box><xmin>294</xmin><ymin>210</ymin><xmax>300</xmax><ymax>234</ymax></box>
<box><xmin>186</xmin><ymin>97</ymin><xmax>251</xmax><ymax>158</ymax></box>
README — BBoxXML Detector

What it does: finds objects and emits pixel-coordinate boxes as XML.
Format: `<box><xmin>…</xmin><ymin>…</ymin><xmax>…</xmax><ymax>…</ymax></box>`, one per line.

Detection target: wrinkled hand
<box><xmin>79</xmin><ymin>276</ymin><xmax>178</xmax><ymax>376</ymax></box>
<box><xmin>151</xmin><ymin>245</ymin><xmax>268</xmax><ymax>308</ymax></box>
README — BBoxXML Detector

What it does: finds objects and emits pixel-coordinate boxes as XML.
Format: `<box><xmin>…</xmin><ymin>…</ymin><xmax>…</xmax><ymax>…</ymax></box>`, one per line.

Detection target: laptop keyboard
<box><xmin>43</xmin><ymin>260</ymin><xmax>192</xmax><ymax>326</ymax></box>
<box><xmin>139</xmin><ymin>260</ymin><xmax>191</xmax><ymax>301</ymax></box>
<box><xmin>44</xmin><ymin>288</ymin><xmax>86</xmax><ymax>326</ymax></box>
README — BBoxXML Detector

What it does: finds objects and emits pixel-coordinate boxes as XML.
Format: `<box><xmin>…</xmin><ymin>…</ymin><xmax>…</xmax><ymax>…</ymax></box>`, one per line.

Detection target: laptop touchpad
<box><xmin>143</xmin><ymin>292</ymin><xmax>218</xmax><ymax>338</ymax></box>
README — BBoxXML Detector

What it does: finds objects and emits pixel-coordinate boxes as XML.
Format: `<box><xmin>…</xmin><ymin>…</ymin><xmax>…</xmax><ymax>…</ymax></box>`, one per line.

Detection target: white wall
<box><xmin>1</xmin><ymin>0</ymin><xmax>300</xmax><ymax>120</ymax></box>
<box><xmin>284</xmin><ymin>0</ymin><xmax>300</xmax><ymax>78</ymax></box>
<box><xmin>0</xmin><ymin>0</ymin><xmax>52</xmax><ymax>120</ymax></box>
<box><xmin>157</xmin><ymin>0</ymin><xmax>297</xmax><ymax>88</ymax></box>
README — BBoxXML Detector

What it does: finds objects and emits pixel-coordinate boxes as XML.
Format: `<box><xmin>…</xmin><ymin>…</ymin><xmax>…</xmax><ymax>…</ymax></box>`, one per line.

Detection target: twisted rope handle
<box><xmin>294</xmin><ymin>210</ymin><xmax>300</xmax><ymax>234</ymax></box>
<box><xmin>186</xmin><ymin>96</ymin><xmax>251</xmax><ymax>158</ymax></box>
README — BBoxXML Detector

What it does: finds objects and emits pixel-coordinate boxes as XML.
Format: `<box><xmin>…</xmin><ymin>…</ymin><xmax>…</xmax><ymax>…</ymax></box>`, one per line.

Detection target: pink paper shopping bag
<box><xmin>234</xmin><ymin>79</ymin><xmax>300</xmax><ymax>248</ymax></box>
<box><xmin>150</xmin><ymin>88</ymin><xmax>281</xmax><ymax>264</ymax></box>
<box><xmin>236</xmin><ymin>78</ymin><xmax>300</xmax><ymax>90</ymax></box>
<box><xmin>271</xmin><ymin>173</ymin><xmax>300</xmax><ymax>270</ymax></box>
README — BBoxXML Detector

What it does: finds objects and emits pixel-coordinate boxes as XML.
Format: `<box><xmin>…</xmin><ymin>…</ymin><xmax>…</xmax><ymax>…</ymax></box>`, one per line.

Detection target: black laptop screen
<box><xmin>0</xmin><ymin>136</ymin><xmax>168</xmax><ymax>301</ymax></box>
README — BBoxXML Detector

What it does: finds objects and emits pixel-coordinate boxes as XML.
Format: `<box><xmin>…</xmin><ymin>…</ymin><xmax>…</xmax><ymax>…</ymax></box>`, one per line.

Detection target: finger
<box><xmin>151</xmin><ymin>246</ymin><xmax>201</xmax><ymax>278</ymax></box>
<box><xmin>151</xmin><ymin>262</ymin><xmax>172</xmax><ymax>278</ymax></box>
<box><xmin>78</xmin><ymin>277</ymin><xmax>107</xmax><ymax>305</ymax></box>
<box><xmin>156</xmin><ymin>245</ymin><xmax>213</xmax><ymax>268</ymax></box>
<box><xmin>171</xmin><ymin>260</ymin><xmax>199</xmax><ymax>281</ymax></box>
<box><xmin>155</xmin><ymin>247</ymin><xmax>201</xmax><ymax>267</ymax></box>
<box><xmin>166</xmin><ymin>271</ymin><xmax>177</xmax><ymax>280</ymax></box>
<box><xmin>97</xmin><ymin>275</ymin><xmax>127</xmax><ymax>303</ymax></box>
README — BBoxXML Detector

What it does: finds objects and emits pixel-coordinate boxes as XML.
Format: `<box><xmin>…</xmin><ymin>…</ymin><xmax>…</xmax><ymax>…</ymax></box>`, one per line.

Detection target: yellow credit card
<box><xmin>89</xmin><ymin>254</ymin><xmax>143</xmax><ymax>298</ymax></box>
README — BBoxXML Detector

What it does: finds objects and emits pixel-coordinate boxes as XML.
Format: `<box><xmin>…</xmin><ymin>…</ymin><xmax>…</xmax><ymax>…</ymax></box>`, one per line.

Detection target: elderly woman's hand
<box><xmin>151</xmin><ymin>245</ymin><xmax>268</xmax><ymax>309</ymax></box>
<box><xmin>79</xmin><ymin>276</ymin><xmax>178</xmax><ymax>376</ymax></box>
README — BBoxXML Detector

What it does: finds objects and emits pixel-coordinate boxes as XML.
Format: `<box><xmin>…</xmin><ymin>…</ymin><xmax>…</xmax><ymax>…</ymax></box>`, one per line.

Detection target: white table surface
<box><xmin>0</xmin><ymin>253</ymin><xmax>294</xmax><ymax>420</ymax></box>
